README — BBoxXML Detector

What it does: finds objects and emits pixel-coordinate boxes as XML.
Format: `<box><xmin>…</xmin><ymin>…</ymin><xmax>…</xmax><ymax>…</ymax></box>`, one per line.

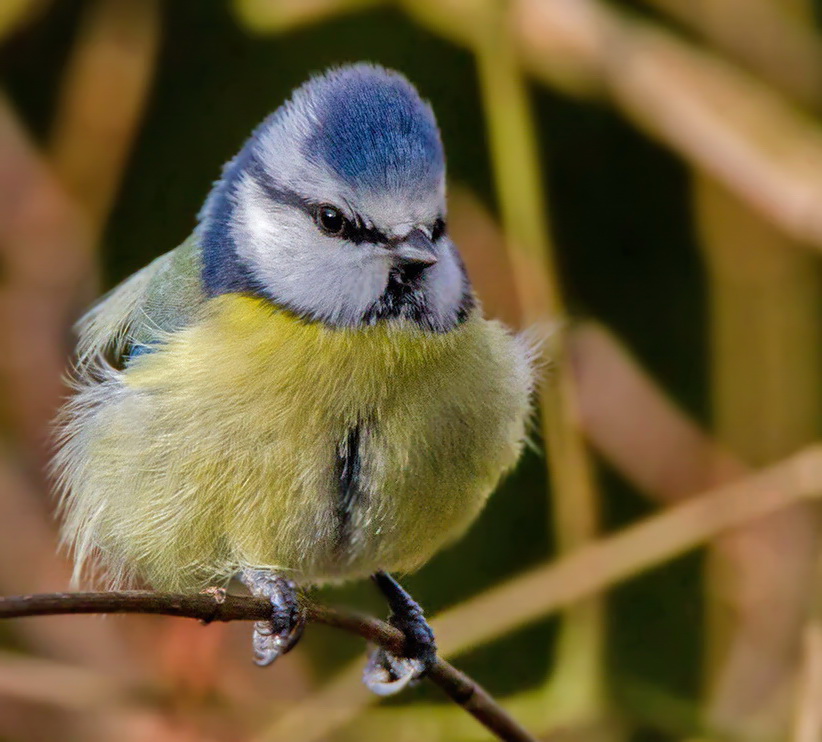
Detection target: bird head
<box><xmin>198</xmin><ymin>63</ymin><xmax>473</xmax><ymax>332</ymax></box>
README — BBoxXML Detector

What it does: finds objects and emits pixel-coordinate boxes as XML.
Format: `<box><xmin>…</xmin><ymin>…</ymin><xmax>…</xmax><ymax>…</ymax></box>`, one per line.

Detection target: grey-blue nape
<box><xmin>304</xmin><ymin>64</ymin><xmax>444</xmax><ymax>193</ymax></box>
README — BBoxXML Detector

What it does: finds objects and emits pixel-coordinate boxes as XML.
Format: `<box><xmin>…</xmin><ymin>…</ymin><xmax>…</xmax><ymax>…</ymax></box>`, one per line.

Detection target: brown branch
<box><xmin>257</xmin><ymin>445</ymin><xmax>822</xmax><ymax>742</ymax></box>
<box><xmin>0</xmin><ymin>591</ymin><xmax>537</xmax><ymax>742</ymax></box>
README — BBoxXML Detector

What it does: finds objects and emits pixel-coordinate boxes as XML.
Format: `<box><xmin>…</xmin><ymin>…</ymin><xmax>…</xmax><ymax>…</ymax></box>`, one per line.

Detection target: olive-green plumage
<box><xmin>54</xmin><ymin>65</ymin><xmax>536</xmax><ymax>608</ymax></box>
<box><xmin>55</xmin><ymin>236</ymin><xmax>534</xmax><ymax>590</ymax></box>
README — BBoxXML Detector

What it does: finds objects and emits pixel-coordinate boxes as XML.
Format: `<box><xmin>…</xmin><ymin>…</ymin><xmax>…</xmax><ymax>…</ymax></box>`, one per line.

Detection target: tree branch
<box><xmin>0</xmin><ymin>590</ymin><xmax>537</xmax><ymax>742</ymax></box>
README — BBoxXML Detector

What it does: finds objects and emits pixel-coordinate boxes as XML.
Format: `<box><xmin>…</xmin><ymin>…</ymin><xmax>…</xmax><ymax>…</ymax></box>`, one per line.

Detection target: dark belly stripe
<box><xmin>335</xmin><ymin>424</ymin><xmax>363</xmax><ymax>545</ymax></box>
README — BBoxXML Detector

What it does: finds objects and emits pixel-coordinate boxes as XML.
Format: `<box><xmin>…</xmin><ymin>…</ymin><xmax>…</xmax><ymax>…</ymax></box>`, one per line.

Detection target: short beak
<box><xmin>392</xmin><ymin>229</ymin><xmax>438</xmax><ymax>268</ymax></box>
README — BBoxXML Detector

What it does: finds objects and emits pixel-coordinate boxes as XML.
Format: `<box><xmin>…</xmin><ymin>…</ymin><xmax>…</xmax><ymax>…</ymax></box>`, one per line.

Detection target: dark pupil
<box><xmin>319</xmin><ymin>207</ymin><xmax>344</xmax><ymax>234</ymax></box>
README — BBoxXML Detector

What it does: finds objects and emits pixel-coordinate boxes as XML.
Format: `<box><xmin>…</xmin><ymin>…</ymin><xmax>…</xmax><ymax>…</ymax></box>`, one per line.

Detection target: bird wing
<box><xmin>76</xmin><ymin>234</ymin><xmax>206</xmax><ymax>367</ymax></box>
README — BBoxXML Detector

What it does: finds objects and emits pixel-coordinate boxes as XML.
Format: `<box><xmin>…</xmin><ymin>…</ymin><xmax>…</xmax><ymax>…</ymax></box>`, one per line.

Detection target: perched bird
<box><xmin>53</xmin><ymin>63</ymin><xmax>534</xmax><ymax>693</ymax></box>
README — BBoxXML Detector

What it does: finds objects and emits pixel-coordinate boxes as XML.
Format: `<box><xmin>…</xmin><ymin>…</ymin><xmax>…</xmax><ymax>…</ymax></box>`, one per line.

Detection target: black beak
<box><xmin>392</xmin><ymin>229</ymin><xmax>438</xmax><ymax>270</ymax></box>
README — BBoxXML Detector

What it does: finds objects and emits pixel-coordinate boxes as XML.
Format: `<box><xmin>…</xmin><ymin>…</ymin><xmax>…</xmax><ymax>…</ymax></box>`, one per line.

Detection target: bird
<box><xmin>53</xmin><ymin>63</ymin><xmax>535</xmax><ymax>694</ymax></box>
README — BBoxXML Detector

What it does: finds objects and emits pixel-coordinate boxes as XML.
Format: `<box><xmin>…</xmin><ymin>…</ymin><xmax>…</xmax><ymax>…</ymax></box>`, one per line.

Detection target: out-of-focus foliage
<box><xmin>2</xmin><ymin>0</ymin><xmax>822</xmax><ymax>741</ymax></box>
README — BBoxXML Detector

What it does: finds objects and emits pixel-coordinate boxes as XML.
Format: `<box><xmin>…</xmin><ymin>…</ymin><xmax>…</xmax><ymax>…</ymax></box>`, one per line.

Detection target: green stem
<box><xmin>472</xmin><ymin>0</ymin><xmax>606</xmax><ymax>724</ymax></box>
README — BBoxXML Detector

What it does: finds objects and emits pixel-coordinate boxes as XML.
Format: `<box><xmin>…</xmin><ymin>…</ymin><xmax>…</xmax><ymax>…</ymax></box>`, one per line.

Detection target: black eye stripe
<box><xmin>311</xmin><ymin>205</ymin><xmax>391</xmax><ymax>244</ymax></box>
<box><xmin>351</xmin><ymin>218</ymin><xmax>389</xmax><ymax>245</ymax></box>
<box><xmin>251</xmin><ymin>165</ymin><xmax>445</xmax><ymax>246</ymax></box>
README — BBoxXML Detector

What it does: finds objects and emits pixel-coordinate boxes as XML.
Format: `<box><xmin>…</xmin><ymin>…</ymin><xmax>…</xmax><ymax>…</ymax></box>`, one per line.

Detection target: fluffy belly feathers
<box><xmin>56</xmin><ymin>294</ymin><xmax>533</xmax><ymax>590</ymax></box>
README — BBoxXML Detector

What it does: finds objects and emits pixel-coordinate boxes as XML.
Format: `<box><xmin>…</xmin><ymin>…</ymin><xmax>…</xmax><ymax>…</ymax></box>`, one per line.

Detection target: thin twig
<box><xmin>0</xmin><ymin>591</ymin><xmax>538</xmax><ymax>742</ymax></box>
<box><xmin>259</xmin><ymin>444</ymin><xmax>822</xmax><ymax>742</ymax></box>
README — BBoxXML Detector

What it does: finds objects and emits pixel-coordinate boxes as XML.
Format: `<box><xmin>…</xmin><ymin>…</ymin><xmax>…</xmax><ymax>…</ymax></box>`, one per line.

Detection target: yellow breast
<box><xmin>61</xmin><ymin>294</ymin><xmax>533</xmax><ymax>590</ymax></box>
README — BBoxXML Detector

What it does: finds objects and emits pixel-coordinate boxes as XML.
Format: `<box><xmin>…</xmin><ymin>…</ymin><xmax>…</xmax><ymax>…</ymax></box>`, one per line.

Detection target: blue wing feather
<box><xmin>76</xmin><ymin>234</ymin><xmax>205</xmax><ymax>368</ymax></box>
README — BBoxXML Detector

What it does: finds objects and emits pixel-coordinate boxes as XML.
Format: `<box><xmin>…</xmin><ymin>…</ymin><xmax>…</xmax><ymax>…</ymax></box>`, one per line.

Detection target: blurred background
<box><xmin>3</xmin><ymin>0</ymin><xmax>822</xmax><ymax>740</ymax></box>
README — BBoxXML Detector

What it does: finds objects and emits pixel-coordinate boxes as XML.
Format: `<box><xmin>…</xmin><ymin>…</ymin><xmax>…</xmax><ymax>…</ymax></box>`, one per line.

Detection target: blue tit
<box><xmin>53</xmin><ymin>63</ymin><xmax>535</xmax><ymax>693</ymax></box>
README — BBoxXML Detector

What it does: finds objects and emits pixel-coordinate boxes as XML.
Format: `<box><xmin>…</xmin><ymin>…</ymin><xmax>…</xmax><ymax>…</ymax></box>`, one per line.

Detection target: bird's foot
<box><xmin>240</xmin><ymin>569</ymin><xmax>305</xmax><ymax>666</ymax></box>
<box><xmin>363</xmin><ymin>571</ymin><xmax>437</xmax><ymax>696</ymax></box>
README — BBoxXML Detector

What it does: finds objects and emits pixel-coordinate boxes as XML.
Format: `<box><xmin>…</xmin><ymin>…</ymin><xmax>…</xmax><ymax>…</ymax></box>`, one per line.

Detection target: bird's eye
<box><xmin>316</xmin><ymin>205</ymin><xmax>346</xmax><ymax>236</ymax></box>
<box><xmin>431</xmin><ymin>218</ymin><xmax>446</xmax><ymax>241</ymax></box>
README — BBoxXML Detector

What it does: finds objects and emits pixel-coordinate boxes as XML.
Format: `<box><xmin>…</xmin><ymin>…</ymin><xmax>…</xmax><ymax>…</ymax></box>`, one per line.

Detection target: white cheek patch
<box><xmin>424</xmin><ymin>239</ymin><xmax>468</xmax><ymax>329</ymax></box>
<box><xmin>230</xmin><ymin>177</ymin><xmax>390</xmax><ymax>326</ymax></box>
<box><xmin>228</xmin><ymin>171</ymin><xmax>469</xmax><ymax>332</ymax></box>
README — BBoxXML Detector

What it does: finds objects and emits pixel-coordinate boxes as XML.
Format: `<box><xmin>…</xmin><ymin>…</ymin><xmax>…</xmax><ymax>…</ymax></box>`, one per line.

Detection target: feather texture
<box><xmin>75</xmin><ymin>236</ymin><xmax>205</xmax><ymax>367</ymax></box>
<box><xmin>55</xmin><ymin>64</ymin><xmax>536</xmax><ymax>593</ymax></box>
<box><xmin>55</xmin><ymin>293</ymin><xmax>534</xmax><ymax>590</ymax></box>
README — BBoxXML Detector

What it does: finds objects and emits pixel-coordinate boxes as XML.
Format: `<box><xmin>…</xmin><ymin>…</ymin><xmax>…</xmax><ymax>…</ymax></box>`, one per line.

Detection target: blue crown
<box><xmin>303</xmin><ymin>64</ymin><xmax>444</xmax><ymax>193</ymax></box>
<box><xmin>198</xmin><ymin>64</ymin><xmax>445</xmax><ymax>297</ymax></box>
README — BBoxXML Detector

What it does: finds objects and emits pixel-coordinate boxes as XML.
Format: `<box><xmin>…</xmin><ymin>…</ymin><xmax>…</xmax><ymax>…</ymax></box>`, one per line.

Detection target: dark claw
<box><xmin>363</xmin><ymin>571</ymin><xmax>437</xmax><ymax>696</ymax></box>
<box><xmin>241</xmin><ymin>569</ymin><xmax>305</xmax><ymax>666</ymax></box>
